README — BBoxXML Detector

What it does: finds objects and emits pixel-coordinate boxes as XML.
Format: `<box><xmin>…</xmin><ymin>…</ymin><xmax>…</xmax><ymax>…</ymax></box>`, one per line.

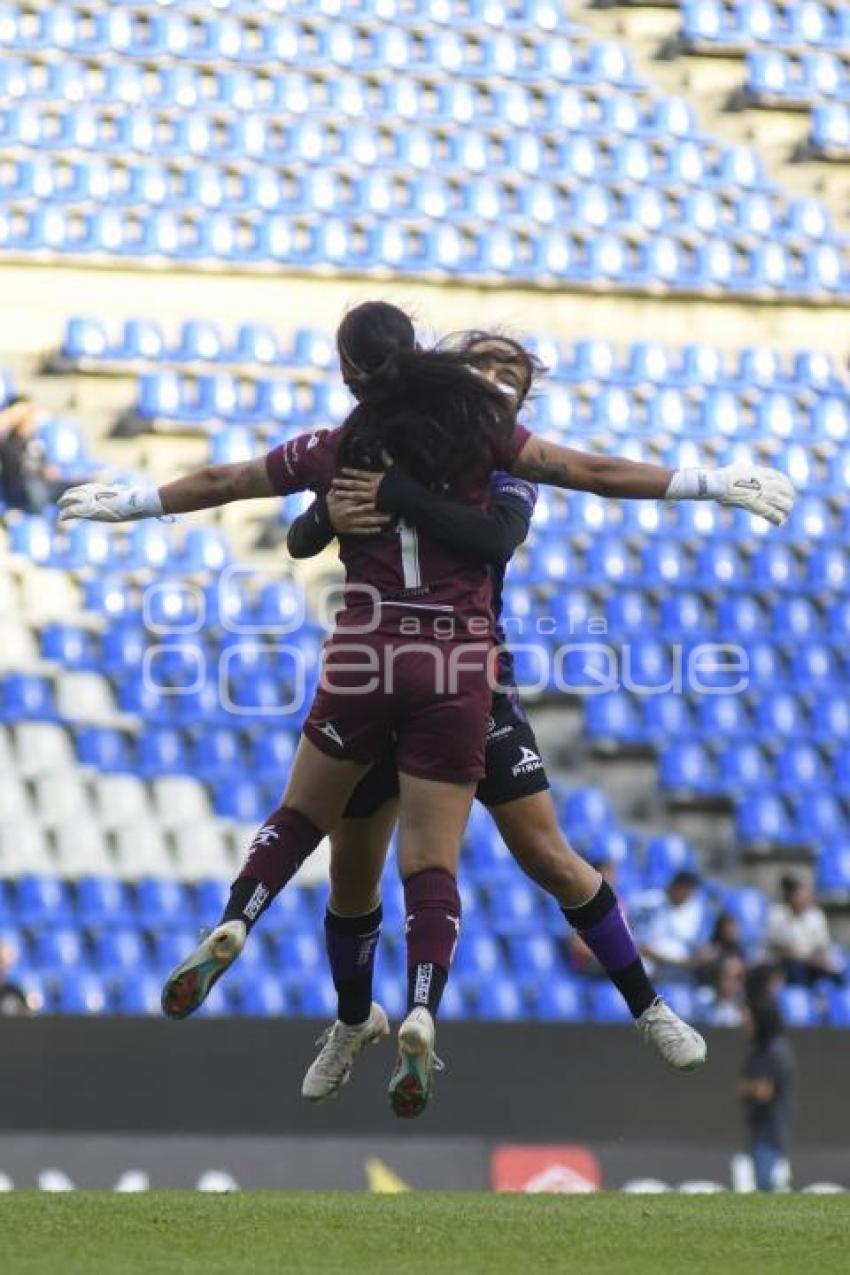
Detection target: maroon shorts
<box><xmin>303</xmin><ymin>634</ymin><xmax>495</xmax><ymax>784</ymax></box>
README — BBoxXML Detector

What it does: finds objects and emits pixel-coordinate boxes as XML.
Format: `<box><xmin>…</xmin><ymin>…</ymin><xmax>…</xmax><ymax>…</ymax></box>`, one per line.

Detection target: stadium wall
<box><xmin>1</xmin><ymin>1020</ymin><xmax>848</xmax><ymax>1191</ymax></box>
<box><xmin>2</xmin><ymin>263</ymin><xmax>848</xmax><ymax>359</ymax></box>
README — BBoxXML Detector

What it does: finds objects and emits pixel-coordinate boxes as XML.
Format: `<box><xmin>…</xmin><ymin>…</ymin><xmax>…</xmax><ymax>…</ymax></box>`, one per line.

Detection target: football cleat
<box><xmin>388</xmin><ymin>1006</ymin><xmax>443</xmax><ymax>1119</ymax></box>
<box><xmin>636</xmin><ymin>997</ymin><xmax>707</xmax><ymax>1071</ymax></box>
<box><xmin>301</xmin><ymin>1003</ymin><xmax>390</xmax><ymax>1102</ymax></box>
<box><xmin>160</xmin><ymin>920</ymin><xmax>246</xmax><ymax>1020</ymax></box>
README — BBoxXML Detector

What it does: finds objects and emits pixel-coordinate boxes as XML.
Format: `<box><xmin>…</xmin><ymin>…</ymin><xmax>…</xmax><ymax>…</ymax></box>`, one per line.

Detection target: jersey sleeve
<box><xmin>493</xmin><ymin>423</ymin><xmax>532</xmax><ymax>471</ymax></box>
<box><xmin>265</xmin><ymin>429</ymin><xmax>335</xmax><ymax>496</ymax></box>
<box><xmin>376</xmin><ymin>466</ymin><xmax>530</xmax><ymax>567</ymax></box>
<box><xmin>286</xmin><ymin>496</ymin><xmax>336</xmax><ymax>559</ymax></box>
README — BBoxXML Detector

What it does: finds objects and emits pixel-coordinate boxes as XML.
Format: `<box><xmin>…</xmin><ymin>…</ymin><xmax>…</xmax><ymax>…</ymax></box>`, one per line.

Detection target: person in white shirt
<box><xmin>765</xmin><ymin>875</ymin><xmax>843</xmax><ymax>986</ymax></box>
<box><xmin>640</xmin><ymin>870</ymin><xmax>705</xmax><ymax>979</ymax></box>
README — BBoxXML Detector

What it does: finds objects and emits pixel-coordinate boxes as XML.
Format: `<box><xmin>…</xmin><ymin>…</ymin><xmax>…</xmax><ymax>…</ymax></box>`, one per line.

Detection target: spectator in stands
<box><xmin>0</xmin><ymin>941</ymin><xmax>31</xmax><ymax>1016</ymax></box>
<box><xmin>702</xmin><ymin>954</ymin><xmax>746</xmax><ymax>1027</ymax></box>
<box><xmin>639</xmin><ymin>870</ymin><xmax>704</xmax><ymax>981</ymax></box>
<box><xmin>740</xmin><ymin>997</ymin><xmax>794</xmax><ymax>1192</ymax></box>
<box><xmin>696</xmin><ymin>911</ymin><xmax>746</xmax><ymax>985</ymax></box>
<box><xmin>0</xmin><ymin>395</ymin><xmax>75</xmax><ymax>514</ymax></box>
<box><xmin>765</xmin><ymin>875</ymin><xmax>842</xmax><ymax>987</ymax></box>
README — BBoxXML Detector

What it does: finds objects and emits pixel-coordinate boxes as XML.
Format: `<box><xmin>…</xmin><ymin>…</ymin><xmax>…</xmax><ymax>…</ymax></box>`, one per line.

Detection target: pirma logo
<box><xmin>512</xmin><ymin>746</ymin><xmax>543</xmax><ymax>777</ymax></box>
<box><xmin>317</xmin><ymin>721</ymin><xmax>344</xmax><ymax>748</ymax></box>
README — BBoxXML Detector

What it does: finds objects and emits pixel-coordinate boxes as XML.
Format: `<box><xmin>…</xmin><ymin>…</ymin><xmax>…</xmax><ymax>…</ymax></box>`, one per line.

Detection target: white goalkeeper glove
<box><xmin>57</xmin><ymin>482</ymin><xmax>164</xmax><ymax>523</ymax></box>
<box><xmin>665</xmin><ymin>463</ymin><xmax>795</xmax><ymax>528</ymax></box>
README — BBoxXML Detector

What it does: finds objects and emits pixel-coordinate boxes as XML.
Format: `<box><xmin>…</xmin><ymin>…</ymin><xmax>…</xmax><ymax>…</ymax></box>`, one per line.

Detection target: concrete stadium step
<box><xmin>581</xmin><ymin>0</ymin><xmax>850</xmax><ymax>229</ymax></box>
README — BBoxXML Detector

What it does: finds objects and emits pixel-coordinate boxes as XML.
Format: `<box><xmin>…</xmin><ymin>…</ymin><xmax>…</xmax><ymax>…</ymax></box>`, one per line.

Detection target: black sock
<box><xmin>221</xmin><ymin>878</ymin><xmax>270</xmax><ymax>932</ymax></box>
<box><xmin>407</xmin><ymin>962</ymin><xmax>448</xmax><ymax>1018</ymax></box>
<box><xmin>562</xmin><ymin>881</ymin><xmax>657</xmax><ymax>1019</ymax></box>
<box><xmin>325</xmin><ymin>904</ymin><xmax>382</xmax><ymax>1027</ymax></box>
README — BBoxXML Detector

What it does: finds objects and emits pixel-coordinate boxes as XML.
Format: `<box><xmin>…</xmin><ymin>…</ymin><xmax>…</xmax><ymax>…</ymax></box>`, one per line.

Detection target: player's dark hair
<box><xmin>749</xmin><ymin>998</ymin><xmax>784</xmax><ymax>1047</ymax></box>
<box><xmin>441</xmin><ymin>331</ymin><xmax>544</xmax><ymax>407</ymax></box>
<box><xmin>335</xmin><ymin>302</ymin><xmax>518</xmax><ymax>486</ymax></box>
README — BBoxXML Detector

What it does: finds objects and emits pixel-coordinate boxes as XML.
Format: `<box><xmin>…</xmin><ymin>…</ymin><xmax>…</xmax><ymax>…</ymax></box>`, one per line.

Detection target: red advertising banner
<box><xmin>492</xmin><ymin>1145</ymin><xmax>602</xmax><ymax>1193</ymax></box>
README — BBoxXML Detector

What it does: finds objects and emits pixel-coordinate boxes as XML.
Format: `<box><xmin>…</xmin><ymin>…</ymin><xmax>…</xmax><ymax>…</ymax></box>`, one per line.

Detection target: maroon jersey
<box><xmin>265</xmin><ymin>424</ymin><xmax>531</xmax><ymax>638</ymax></box>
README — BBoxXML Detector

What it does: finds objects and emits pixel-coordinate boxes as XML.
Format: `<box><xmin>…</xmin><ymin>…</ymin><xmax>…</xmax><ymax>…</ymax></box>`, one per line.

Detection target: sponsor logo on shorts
<box><xmin>243</xmin><ymin>883</ymin><xmax>270</xmax><ymax>921</ymax></box>
<box><xmin>486</xmin><ymin>716</ymin><xmax>514</xmax><ymax>743</ymax></box>
<box><xmin>316</xmin><ymin>721</ymin><xmax>344</xmax><ymax>747</ymax></box>
<box><xmin>512</xmin><ymin>746</ymin><xmax>543</xmax><ymax>777</ymax></box>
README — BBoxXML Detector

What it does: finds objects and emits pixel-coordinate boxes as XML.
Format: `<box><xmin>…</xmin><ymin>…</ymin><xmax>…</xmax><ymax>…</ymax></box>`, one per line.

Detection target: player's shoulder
<box><xmin>489</xmin><ymin>469</ymin><xmax>538</xmax><ymax>509</ymax></box>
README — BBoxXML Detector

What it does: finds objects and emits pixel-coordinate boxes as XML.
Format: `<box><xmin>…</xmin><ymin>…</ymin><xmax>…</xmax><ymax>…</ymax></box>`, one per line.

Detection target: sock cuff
<box><xmin>562</xmin><ymin>878</ymin><xmax>617</xmax><ymax>931</ymax></box>
<box><xmin>403</xmin><ymin>867</ymin><xmax>460</xmax><ymax>910</ymax></box>
<box><xmin>324</xmin><ymin>903</ymin><xmax>383</xmax><ymax>936</ymax></box>
<box><xmin>266</xmin><ymin>805</ymin><xmax>324</xmax><ymax>841</ymax></box>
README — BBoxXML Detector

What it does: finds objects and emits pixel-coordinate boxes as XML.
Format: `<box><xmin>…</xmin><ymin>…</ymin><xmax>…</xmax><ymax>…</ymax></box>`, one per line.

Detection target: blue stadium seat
<box><xmin>659</xmin><ymin>744</ymin><xmax>718</xmax><ymax>798</ymax></box>
<box><xmin>736</xmin><ymin>794</ymin><xmax>796</xmax><ymax>847</ymax></box>
<box><xmin>76</xmin><ymin>878</ymin><xmax>133</xmax><ymax>929</ymax></box>
<box><xmin>587</xmin><ymin>981</ymin><xmax>633</xmax><ymax>1023</ymax></box>
<box><xmin>535</xmin><ymin>978</ymin><xmax>586</xmax><ymax>1021</ymax></box>
<box><xmin>777</xmin><ymin>986</ymin><xmax>821</xmax><ymax>1028</ymax></box>
<box><xmin>113</xmin><ymin>975</ymin><xmax>162</xmax><ymax>1016</ymax></box>
<box><xmin>75</xmin><ymin>727</ymin><xmax>133</xmax><ymax>773</ymax></box>
<box><xmin>643</xmin><ymin>836</ymin><xmax>699</xmax><ymax>889</ymax></box>
<box><xmin>55</xmin><ymin>973</ymin><xmax>109</xmax><ymax>1016</ymax></box>
<box><xmin>474</xmin><ymin>979</ymin><xmax>525</xmax><ymax>1021</ymax></box>
<box><xmin>134</xmin><ymin>878</ymin><xmax>193</xmax><ymax>929</ymax></box>
<box><xmin>723</xmin><ymin>887</ymin><xmax>769</xmax><ymax>949</ymax></box>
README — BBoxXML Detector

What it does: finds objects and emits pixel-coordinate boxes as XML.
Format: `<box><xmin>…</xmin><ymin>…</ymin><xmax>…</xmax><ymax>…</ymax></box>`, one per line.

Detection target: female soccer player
<box><xmin>58</xmin><ymin>304</ymin><xmax>794</xmax><ymax>1118</ymax></box>
<box><xmin>287</xmin><ymin>334</ymin><xmax>706</xmax><ymax>1103</ymax></box>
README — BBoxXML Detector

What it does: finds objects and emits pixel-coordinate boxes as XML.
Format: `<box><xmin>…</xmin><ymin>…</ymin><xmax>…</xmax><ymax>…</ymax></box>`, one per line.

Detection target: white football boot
<box><xmin>388</xmin><ymin>1006</ymin><xmax>444</xmax><ymax>1118</ymax></box>
<box><xmin>636</xmin><ymin>997</ymin><xmax>707</xmax><ymax>1071</ymax></box>
<box><xmin>302</xmin><ymin>1003</ymin><xmax>390</xmax><ymax>1102</ymax></box>
<box><xmin>161</xmin><ymin>920</ymin><xmax>246</xmax><ymax>1020</ymax></box>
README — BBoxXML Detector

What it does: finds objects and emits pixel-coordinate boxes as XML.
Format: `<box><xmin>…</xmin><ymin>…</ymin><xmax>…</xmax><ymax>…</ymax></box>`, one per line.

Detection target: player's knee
<box><xmin>510</xmin><ymin>824</ymin><xmax>585</xmax><ymax>897</ymax></box>
<box><xmin>329</xmin><ymin>855</ymin><xmax>381</xmax><ymax>917</ymax></box>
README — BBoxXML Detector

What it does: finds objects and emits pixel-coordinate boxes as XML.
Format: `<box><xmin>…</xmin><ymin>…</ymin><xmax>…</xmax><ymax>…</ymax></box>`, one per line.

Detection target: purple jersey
<box><xmin>266</xmin><ymin>424</ymin><xmax>531</xmax><ymax>638</ymax></box>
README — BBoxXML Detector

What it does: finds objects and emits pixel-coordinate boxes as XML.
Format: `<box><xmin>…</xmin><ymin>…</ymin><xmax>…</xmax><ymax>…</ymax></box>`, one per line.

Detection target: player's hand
<box><xmin>331</xmin><ymin>468</ymin><xmax>385</xmax><ymax>509</ymax></box>
<box><xmin>57</xmin><ymin>482</ymin><xmax>162</xmax><ymax>523</ymax></box>
<box><xmin>713</xmin><ymin>463</ymin><xmax>795</xmax><ymax>527</ymax></box>
<box><xmin>326</xmin><ymin>488</ymin><xmax>390</xmax><ymax>536</ymax></box>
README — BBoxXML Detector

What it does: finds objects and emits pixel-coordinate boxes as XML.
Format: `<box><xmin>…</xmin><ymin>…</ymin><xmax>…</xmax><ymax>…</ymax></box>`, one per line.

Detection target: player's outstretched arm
<box><xmin>57</xmin><ymin>458</ymin><xmax>276</xmax><ymax>523</ymax></box>
<box><xmin>511</xmin><ymin>436</ymin><xmax>795</xmax><ymax>527</ymax></box>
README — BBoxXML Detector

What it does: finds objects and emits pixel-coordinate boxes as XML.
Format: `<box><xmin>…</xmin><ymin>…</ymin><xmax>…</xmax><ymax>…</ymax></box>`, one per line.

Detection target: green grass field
<box><xmin>1</xmin><ymin>1193</ymin><xmax>848</xmax><ymax>1275</ymax></box>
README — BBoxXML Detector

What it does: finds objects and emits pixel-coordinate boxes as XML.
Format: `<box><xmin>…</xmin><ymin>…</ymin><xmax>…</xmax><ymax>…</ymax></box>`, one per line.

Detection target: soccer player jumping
<box><xmin>58</xmin><ymin>305</ymin><xmax>794</xmax><ymax>1117</ymax></box>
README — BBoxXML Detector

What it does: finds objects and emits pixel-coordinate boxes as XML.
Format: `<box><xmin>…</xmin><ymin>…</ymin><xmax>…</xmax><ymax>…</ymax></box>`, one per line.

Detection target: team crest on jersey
<box><xmin>512</xmin><ymin>746</ymin><xmax>543</xmax><ymax>777</ymax></box>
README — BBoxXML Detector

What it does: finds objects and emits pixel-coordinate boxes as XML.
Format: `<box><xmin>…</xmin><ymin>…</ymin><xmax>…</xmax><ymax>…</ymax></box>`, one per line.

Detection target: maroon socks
<box><xmin>403</xmin><ymin>868</ymin><xmax>461</xmax><ymax>1018</ymax></box>
<box><xmin>222</xmin><ymin>806</ymin><xmax>325</xmax><ymax>930</ymax></box>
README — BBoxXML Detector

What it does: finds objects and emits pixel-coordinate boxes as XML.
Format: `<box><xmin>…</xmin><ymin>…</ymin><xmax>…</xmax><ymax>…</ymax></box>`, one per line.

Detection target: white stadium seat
<box><xmin>0</xmin><ymin>775</ymin><xmax>32</xmax><ymax>822</ymax></box>
<box><xmin>173</xmin><ymin>821</ymin><xmax>234</xmax><ymax>881</ymax></box>
<box><xmin>19</xmin><ymin>570</ymin><xmax>80</xmax><ymax>624</ymax></box>
<box><xmin>91</xmin><ymin>774</ymin><xmax>150</xmax><ymax>830</ymax></box>
<box><xmin>54</xmin><ymin>821</ymin><xmax>115</xmax><ymax>878</ymax></box>
<box><xmin>0</xmin><ymin>620</ymin><xmax>40</xmax><ymax>671</ymax></box>
<box><xmin>12</xmin><ymin>722</ymin><xmax>76</xmax><ymax>778</ymax></box>
<box><xmin>32</xmin><ymin>774</ymin><xmax>94</xmax><ymax>826</ymax></box>
<box><xmin>0</xmin><ymin>568</ymin><xmax>19</xmax><ymax>620</ymax></box>
<box><xmin>0</xmin><ymin>821</ymin><xmax>54</xmax><ymax>877</ymax></box>
<box><xmin>151</xmin><ymin>776</ymin><xmax>211</xmax><ymax>829</ymax></box>
<box><xmin>0</xmin><ymin>727</ymin><xmax>15</xmax><ymax>776</ymax></box>
<box><xmin>112</xmin><ymin>821</ymin><xmax>174</xmax><ymax>878</ymax></box>
<box><xmin>55</xmin><ymin>671</ymin><xmax>116</xmax><ymax>724</ymax></box>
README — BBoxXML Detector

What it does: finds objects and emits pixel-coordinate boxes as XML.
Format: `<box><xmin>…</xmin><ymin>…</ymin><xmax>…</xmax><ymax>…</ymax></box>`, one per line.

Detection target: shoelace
<box><xmin>311</xmin><ymin>1023</ymin><xmax>369</xmax><ymax>1078</ymax></box>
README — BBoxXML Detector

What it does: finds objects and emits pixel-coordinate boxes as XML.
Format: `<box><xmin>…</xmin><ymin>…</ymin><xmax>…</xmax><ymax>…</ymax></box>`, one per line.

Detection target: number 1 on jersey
<box><xmin>396</xmin><ymin>518</ymin><xmax>422</xmax><ymax>589</ymax></box>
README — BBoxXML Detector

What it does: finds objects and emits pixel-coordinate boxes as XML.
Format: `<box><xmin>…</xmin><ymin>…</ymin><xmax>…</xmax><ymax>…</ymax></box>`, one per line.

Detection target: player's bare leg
<box><xmin>491</xmin><ymin>793</ymin><xmax>706</xmax><ymax>1070</ymax></box>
